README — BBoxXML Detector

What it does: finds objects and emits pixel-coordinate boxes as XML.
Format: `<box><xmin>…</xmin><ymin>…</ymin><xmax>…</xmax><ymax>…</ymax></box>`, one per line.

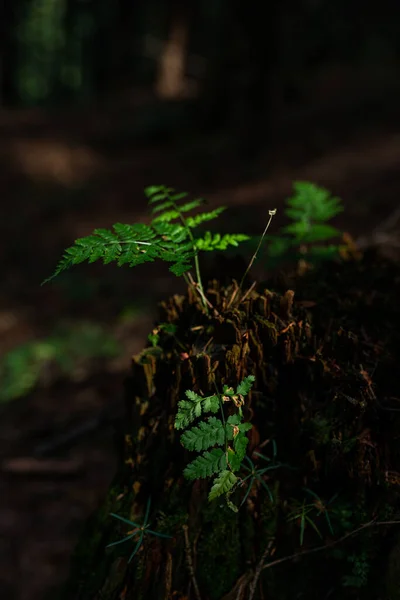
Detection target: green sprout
<box><xmin>106</xmin><ymin>497</ymin><xmax>172</xmax><ymax>563</ymax></box>
<box><xmin>239</xmin><ymin>442</ymin><xmax>290</xmax><ymax>506</ymax></box>
<box><xmin>287</xmin><ymin>488</ymin><xmax>341</xmax><ymax>545</ymax></box>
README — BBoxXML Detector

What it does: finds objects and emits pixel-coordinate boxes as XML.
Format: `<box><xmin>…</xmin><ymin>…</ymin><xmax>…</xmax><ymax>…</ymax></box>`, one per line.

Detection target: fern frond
<box><xmin>186</xmin><ymin>207</ymin><xmax>226</xmax><ymax>228</ymax></box>
<box><xmin>286</xmin><ymin>182</ymin><xmax>344</xmax><ymax>222</ymax></box>
<box><xmin>43</xmin><ymin>219</ymin><xmax>196</xmax><ymax>284</ymax></box>
<box><xmin>180</xmin><ymin>417</ymin><xmax>225</xmax><ymax>452</ymax></box>
<box><xmin>236</xmin><ymin>374</ymin><xmax>255</xmax><ymax>396</ymax></box>
<box><xmin>208</xmin><ymin>470</ymin><xmax>238</xmax><ymax>501</ymax></box>
<box><xmin>144</xmin><ymin>185</ymin><xmax>174</xmax><ymax>203</ymax></box>
<box><xmin>174</xmin><ymin>391</ymin><xmax>220</xmax><ymax>430</ymax></box>
<box><xmin>183</xmin><ymin>448</ymin><xmax>227</xmax><ymax>480</ymax></box>
<box><xmin>151</xmin><ymin>200</ymin><xmax>204</xmax><ymax>221</ymax></box>
<box><xmin>233</xmin><ymin>433</ymin><xmax>250</xmax><ymax>462</ymax></box>
<box><xmin>195</xmin><ymin>232</ymin><xmax>250</xmax><ymax>251</ymax></box>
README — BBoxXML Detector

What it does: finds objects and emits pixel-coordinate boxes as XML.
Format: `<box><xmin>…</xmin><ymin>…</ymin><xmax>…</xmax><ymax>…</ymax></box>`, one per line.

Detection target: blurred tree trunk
<box><xmin>155</xmin><ymin>0</ymin><xmax>190</xmax><ymax>99</ymax></box>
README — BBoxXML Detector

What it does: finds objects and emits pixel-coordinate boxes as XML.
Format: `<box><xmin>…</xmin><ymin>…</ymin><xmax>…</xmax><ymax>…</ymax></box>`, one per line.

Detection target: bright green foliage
<box><xmin>235</xmin><ymin>375</ymin><xmax>256</xmax><ymax>396</ymax></box>
<box><xmin>194</xmin><ymin>232</ymin><xmax>250</xmax><ymax>251</ymax></box>
<box><xmin>174</xmin><ymin>390</ymin><xmax>220</xmax><ymax>430</ymax></box>
<box><xmin>181</xmin><ymin>416</ymin><xmax>227</xmax><ymax>451</ymax></box>
<box><xmin>175</xmin><ymin>376</ymin><xmax>256</xmax><ymax>504</ymax></box>
<box><xmin>43</xmin><ymin>185</ymin><xmax>250</xmax><ymax>285</ymax></box>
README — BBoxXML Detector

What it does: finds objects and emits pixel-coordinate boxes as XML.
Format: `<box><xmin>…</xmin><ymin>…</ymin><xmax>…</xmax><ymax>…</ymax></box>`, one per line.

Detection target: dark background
<box><xmin>1</xmin><ymin>2</ymin><xmax>400</xmax><ymax>599</ymax></box>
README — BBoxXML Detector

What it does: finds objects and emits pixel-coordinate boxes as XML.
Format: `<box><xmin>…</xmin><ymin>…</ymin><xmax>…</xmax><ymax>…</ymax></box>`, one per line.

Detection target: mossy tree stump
<box><xmin>64</xmin><ymin>250</ymin><xmax>400</xmax><ymax>600</ymax></box>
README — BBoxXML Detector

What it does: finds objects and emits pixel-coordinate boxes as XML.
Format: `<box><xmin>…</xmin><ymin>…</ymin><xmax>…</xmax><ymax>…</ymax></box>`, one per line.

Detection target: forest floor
<box><xmin>1</xmin><ymin>92</ymin><xmax>400</xmax><ymax>600</ymax></box>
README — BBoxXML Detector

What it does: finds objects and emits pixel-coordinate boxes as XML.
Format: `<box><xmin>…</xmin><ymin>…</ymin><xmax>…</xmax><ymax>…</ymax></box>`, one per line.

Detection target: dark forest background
<box><xmin>1</xmin><ymin>2</ymin><xmax>400</xmax><ymax>600</ymax></box>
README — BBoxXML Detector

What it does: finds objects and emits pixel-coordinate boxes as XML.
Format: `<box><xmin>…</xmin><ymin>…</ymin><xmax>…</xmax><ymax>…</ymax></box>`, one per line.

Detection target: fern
<box><xmin>180</xmin><ymin>416</ymin><xmax>226</xmax><ymax>452</ymax></box>
<box><xmin>174</xmin><ymin>390</ymin><xmax>220</xmax><ymax>430</ymax></box>
<box><xmin>43</xmin><ymin>185</ymin><xmax>250</xmax><ymax>313</ymax></box>
<box><xmin>183</xmin><ymin>448</ymin><xmax>227</xmax><ymax>480</ymax></box>
<box><xmin>259</xmin><ymin>181</ymin><xmax>345</xmax><ymax>269</ymax></box>
<box><xmin>175</xmin><ymin>376</ymin><xmax>256</xmax><ymax>506</ymax></box>
<box><xmin>235</xmin><ymin>374</ymin><xmax>256</xmax><ymax>396</ymax></box>
<box><xmin>209</xmin><ymin>470</ymin><xmax>238</xmax><ymax>501</ymax></box>
<box><xmin>195</xmin><ymin>232</ymin><xmax>250</xmax><ymax>251</ymax></box>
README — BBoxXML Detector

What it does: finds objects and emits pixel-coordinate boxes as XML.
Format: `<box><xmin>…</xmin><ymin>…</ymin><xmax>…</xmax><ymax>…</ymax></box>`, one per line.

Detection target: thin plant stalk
<box><xmin>171</xmin><ymin>199</ymin><xmax>208</xmax><ymax>314</ymax></box>
<box><xmin>239</xmin><ymin>209</ymin><xmax>277</xmax><ymax>290</ymax></box>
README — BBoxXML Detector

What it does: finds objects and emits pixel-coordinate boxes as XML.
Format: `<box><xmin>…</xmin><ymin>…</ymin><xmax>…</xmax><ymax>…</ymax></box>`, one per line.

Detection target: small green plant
<box><xmin>147</xmin><ymin>322</ymin><xmax>178</xmax><ymax>347</ymax></box>
<box><xmin>287</xmin><ymin>488</ymin><xmax>342</xmax><ymax>545</ymax></box>
<box><xmin>174</xmin><ymin>375</ymin><xmax>255</xmax><ymax>504</ymax></box>
<box><xmin>43</xmin><ymin>185</ymin><xmax>251</xmax><ymax>312</ymax></box>
<box><xmin>106</xmin><ymin>497</ymin><xmax>172</xmax><ymax>563</ymax></box>
<box><xmin>287</xmin><ymin>497</ymin><xmax>323</xmax><ymax>546</ymax></box>
<box><xmin>239</xmin><ymin>442</ymin><xmax>293</xmax><ymax>506</ymax></box>
<box><xmin>263</xmin><ymin>181</ymin><xmax>345</xmax><ymax>267</ymax></box>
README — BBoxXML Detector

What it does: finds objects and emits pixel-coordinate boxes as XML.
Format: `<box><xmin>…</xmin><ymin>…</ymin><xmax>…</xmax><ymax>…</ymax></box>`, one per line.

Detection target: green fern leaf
<box><xmin>202</xmin><ymin>394</ymin><xmax>220</xmax><ymax>414</ymax></box>
<box><xmin>195</xmin><ymin>232</ymin><xmax>250</xmax><ymax>251</ymax></box>
<box><xmin>236</xmin><ymin>374</ymin><xmax>255</xmax><ymax>396</ymax></box>
<box><xmin>174</xmin><ymin>391</ymin><xmax>220</xmax><ymax>430</ymax></box>
<box><xmin>287</xmin><ymin>182</ymin><xmax>344</xmax><ymax>222</ymax></box>
<box><xmin>103</xmin><ymin>244</ymin><xmax>123</xmax><ymax>264</ymax></box>
<box><xmin>88</xmin><ymin>246</ymin><xmax>106</xmax><ymax>263</ymax></box>
<box><xmin>233</xmin><ymin>432</ymin><xmax>249</xmax><ymax>462</ymax></box>
<box><xmin>170</xmin><ymin>191</ymin><xmax>189</xmax><ymax>201</ymax></box>
<box><xmin>183</xmin><ymin>448</ymin><xmax>227</xmax><ymax>480</ymax></box>
<box><xmin>92</xmin><ymin>228</ymin><xmax>119</xmax><ymax>243</ymax></box>
<box><xmin>169</xmin><ymin>261</ymin><xmax>192</xmax><ymax>276</ymax></box>
<box><xmin>152</xmin><ymin>200</ymin><xmax>203</xmax><ymax>221</ymax></box>
<box><xmin>144</xmin><ymin>185</ymin><xmax>173</xmax><ymax>203</ymax></box>
<box><xmin>227</xmin><ymin>448</ymin><xmax>242</xmax><ymax>472</ymax></box>
<box><xmin>112</xmin><ymin>223</ymin><xmax>137</xmax><ymax>239</ymax></box>
<box><xmin>208</xmin><ymin>470</ymin><xmax>237</xmax><ymax>501</ymax></box>
<box><xmin>181</xmin><ymin>417</ymin><xmax>225</xmax><ymax>451</ymax></box>
<box><xmin>151</xmin><ymin>209</ymin><xmax>182</xmax><ymax>223</ymax></box>
<box><xmin>178</xmin><ymin>199</ymin><xmax>204</xmax><ymax>213</ymax></box>
<box><xmin>150</xmin><ymin>201</ymin><xmax>174</xmax><ymax>214</ymax></box>
<box><xmin>186</xmin><ymin>207</ymin><xmax>226</xmax><ymax>228</ymax></box>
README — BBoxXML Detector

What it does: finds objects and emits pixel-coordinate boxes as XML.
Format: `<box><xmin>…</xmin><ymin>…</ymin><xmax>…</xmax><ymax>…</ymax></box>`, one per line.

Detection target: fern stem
<box><xmin>239</xmin><ymin>209</ymin><xmax>277</xmax><ymax>290</ymax></box>
<box><xmin>212</xmin><ymin>380</ymin><xmax>227</xmax><ymax>455</ymax></box>
<box><xmin>170</xmin><ymin>197</ymin><xmax>208</xmax><ymax>314</ymax></box>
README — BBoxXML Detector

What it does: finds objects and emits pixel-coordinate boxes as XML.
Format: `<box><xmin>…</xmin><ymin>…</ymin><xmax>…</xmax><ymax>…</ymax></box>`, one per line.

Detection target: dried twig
<box><xmin>187</xmin><ymin>272</ymin><xmax>220</xmax><ymax>317</ymax></box>
<box><xmin>260</xmin><ymin>519</ymin><xmax>400</xmax><ymax>573</ymax></box>
<box><xmin>248</xmin><ymin>538</ymin><xmax>275</xmax><ymax>600</ymax></box>
<box><xmin>239</xmin><ymin>281</ymin><xmax>257</xmax><ymax>306</ymax></box>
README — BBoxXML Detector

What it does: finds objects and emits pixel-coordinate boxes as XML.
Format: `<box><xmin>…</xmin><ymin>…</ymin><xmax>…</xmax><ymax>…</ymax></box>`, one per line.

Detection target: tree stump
<box><xmin>63</xmin><ymin>251</ymin><xmax>400</xmax><ymax>600</ymax></box>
